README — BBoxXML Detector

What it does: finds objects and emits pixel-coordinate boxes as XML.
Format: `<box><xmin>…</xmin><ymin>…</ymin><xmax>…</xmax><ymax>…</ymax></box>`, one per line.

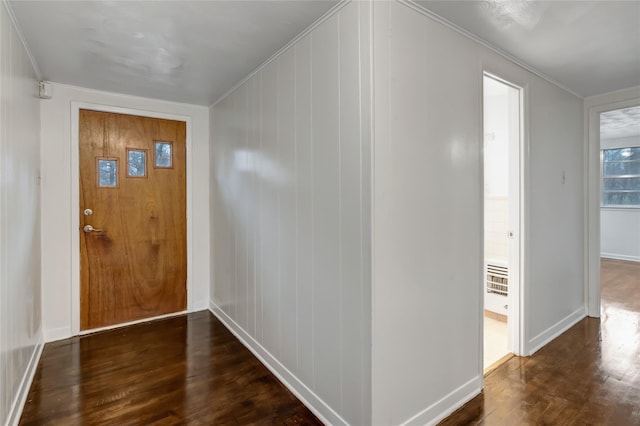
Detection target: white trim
<box><xmin>367</xmin><ymin>0</ymin><xmax>377</xmax><ymax>421</ymax></box>
<box><xmin>399</xmin><ymin>0</ymin><xmax>583</xmax><ymax>99</ymax></box>
<box><xmin>209</xmin><ymin>0</ymin><xmax>351</xmax><ymax>108</ymax></box>
<box><xmin>601</xmin><ymin>206</ymin><xmax>640</xmax><ymax>211</ymax></box>
<box><xmin>585</xmin><ymin>89</ymin><xmax>640</xmax><ymax>318</ymax></box>
<box><xmin>527</xmin><ymin>307</ymin><xmax>586</xmax><ymax>356</ymax></box>
<box><xmin>52</xmin><ymin>81</ymin><xmax>203</xmax><ymax>109</ymax></box>
<box><xmin>601</xmin><ymin>253</ymin><xmax>640</xmax><ymax>263</ymax></box>
<box><xmin>209</xmin><ymin>301</ymin><xmax>348</xmax><ymax>426</ymax></box>
<box><xmin>7</xmin><ymin>339</ymin><xmax>44</xmax><ymax>426</ymax></box>
<box><xmin>1</xmin><ymin>0</ymin><xmax>43</xmax><ymax>80</ymax></box>
<box><xmin>476</xmin><ymin>62</ymin><xmax>485</xmax><ymax>386</ymax></box>
<box><xmin>43</xmin><ymin>326</ymin><xmax>72</xmax><ymax>343</ymax></box>
<box><xmin>518</xmin><ymin>80</ymin><xmax>531</xmax><ymax>358</ymax></box>
<box><xmin>399</xmin><ymin>375</ymin><xmax>482</xmax><ymax>426</ymax></box>
<box><xmin>70</xmin><ymin>102</ymin><xmax>195</xmax><ymax>336</ymax></box>
<box><xmin>592</xmin><ymin>85</ymin><xmax>640</xmax><ymax>99</ymax></box>
<box><xmin>79</xmin><ymin>310</ymin><xmax>188</xmax><ymax>336</ymax></box>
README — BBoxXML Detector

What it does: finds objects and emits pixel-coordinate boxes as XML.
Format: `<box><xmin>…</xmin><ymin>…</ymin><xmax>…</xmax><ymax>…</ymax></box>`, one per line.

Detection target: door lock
<box><xmin>83</xmin><ymin>209</ymin><xmax>93</xmax><ymax>216</ymax></box>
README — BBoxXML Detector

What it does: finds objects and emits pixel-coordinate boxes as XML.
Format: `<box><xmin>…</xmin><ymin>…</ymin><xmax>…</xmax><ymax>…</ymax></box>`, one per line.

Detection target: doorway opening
<box><xmin>482</xmin><ymin>74</ymin><xmax>522</xmax><ymax>371</ymax></box>
<box><xmin>598</xmin><ymin>106</ymin><xmax>640</xmax><ymax>319</ymax></box>
<box><xmin>586</xmin><ymin>97</ymin><xmax>640</xmax><ymax>319</ymax></box>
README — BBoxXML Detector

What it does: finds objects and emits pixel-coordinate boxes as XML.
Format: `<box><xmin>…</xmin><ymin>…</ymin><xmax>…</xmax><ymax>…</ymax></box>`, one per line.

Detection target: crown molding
<box><xmin>209</xmin><ymin>0</ymin><xmax>351</xmax><ymax>109</ymax></box>
<box><xmin>399</xmin><ymin>0</ymin><xmax>583</xmax><ymax>99</ymax></box>
<box><xmin>1</xmin><ymin>0</ymin><xmax>43</xmax><ymax>80</ymax></box>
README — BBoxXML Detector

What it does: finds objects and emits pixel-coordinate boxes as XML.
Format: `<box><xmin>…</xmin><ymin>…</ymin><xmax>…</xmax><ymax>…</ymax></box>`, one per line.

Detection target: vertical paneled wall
<box><xmin>372</xmin><ymin>1</ymin><xmax>583</xmax><ymax>424</ymax></box>
<box><xmin>0</xmin><ymin>2</ymin><xmax>42</xmax><ymax>424</ymax></box>
<box><xmin>372</xmin><ymin>2</ymin><xmax>484</xmax><ymax>423</ymax></box>
<box><xmin>209</xmin><ymin>2</ymin><xmax>371</xmax><ymax>425</ymax></box>
<box><xmin>526</xmin><ymin>73</ymin><xmax>584</xmax><ymax>343</ymax></box>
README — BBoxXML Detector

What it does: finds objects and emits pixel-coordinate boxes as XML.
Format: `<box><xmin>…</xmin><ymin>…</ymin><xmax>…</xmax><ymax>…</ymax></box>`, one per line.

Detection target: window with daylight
<box><xmin>127</xmin><ymin>149</ymin><xmax>147</xmax><ymax>177</ymax></box>
<box><xmin>97</xmin><ymin>158</ymin><xmax>118</xmax><ymax>188</ymax></box>
<box><xmin>154</xmin><ymin>141</ymin><xmax>173</xmax><ymax>168</ymax></box>
<box><xmin>602</xmin><ymin>146</ymin><xmax>640</xmax><ymax>207</ymax></box>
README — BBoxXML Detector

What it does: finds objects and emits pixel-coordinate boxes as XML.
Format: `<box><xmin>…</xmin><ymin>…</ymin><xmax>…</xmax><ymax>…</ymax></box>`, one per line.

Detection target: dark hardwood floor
<box><xmin>19</xmin><ymin>311</ymin><xmax>322</xmax><ymax>425</ymax></box>
<box><xmin>440</xmin><ymin>258</ymin><xmax>640</xmax><ymax>425</ymax></box>
<box><xmin>20</xmin><ymin>258</ymin><xmax>640</xmax><ymax>425</ymax></box>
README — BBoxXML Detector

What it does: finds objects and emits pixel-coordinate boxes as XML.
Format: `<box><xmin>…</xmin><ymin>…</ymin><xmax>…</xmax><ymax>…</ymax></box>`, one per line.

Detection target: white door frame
<box><xmin>585</xmin><ymin>95</ymin><xmax>640</xmax><ymax>317</ymax></box>
<box><xmin>482</xmin><ymin>71</ymin><xmax>529</xmax><ymax>357</ymax></box>
<box><xmin>70</xmin><ymin>102</ymin><xmax>194</xmax><ymax>335</ymax></box>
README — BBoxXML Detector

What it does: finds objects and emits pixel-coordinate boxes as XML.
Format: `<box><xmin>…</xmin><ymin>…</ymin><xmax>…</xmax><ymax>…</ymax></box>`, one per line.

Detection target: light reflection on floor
<box><xmin>600</xmin><ymin>304</ymin><xmax>640</xmax><ymax>383</ymax></box>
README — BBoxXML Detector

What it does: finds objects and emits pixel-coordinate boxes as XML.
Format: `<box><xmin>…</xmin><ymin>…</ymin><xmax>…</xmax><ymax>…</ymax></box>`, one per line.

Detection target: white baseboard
<box><xmin>528</xmin><ymin>306</ymin><xmax>586</xmax><ymax>355</ymax></box>
<box><xmin>43</xmin><ymin>326</ymin><xmax>72</xmax><ymax>343</ymax></box>
<box><xmin>209</xmin><ymin>300</ymin><xmax>347</xmax><ymax>426</ymax></box>
<box><xmin>7</xmin><ymin>338</ymin><xmax>44</xmax><ymax>426</ymax></box>
<box><xmin>601</xmin><ymin>253</ymin><xmax>640</xmax><ymax>263</ymax></box>
<box><xmin>399</xmin><ymin>375</ymin><xmax>482</xmax><ymax>426</ymax></box>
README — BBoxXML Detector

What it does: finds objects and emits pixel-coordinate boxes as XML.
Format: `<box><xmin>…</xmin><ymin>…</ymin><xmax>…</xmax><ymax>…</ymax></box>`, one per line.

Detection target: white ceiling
<box><xmin>10</xmin><ymin>0</ymin><xmax>339</xmax><ymax>105</ymax></box>
<box><xmin>600</xmin><ymin>106</ymin><xmax>640</xmax><ymax>139</ymax></box>
<box><xmin>413</xmin><ymin>0</ymin><xmax>640</xmax><ymax>98</ymax></box>
<box><xmin>9</xmin><ymin>1</ymin><xmax>640</xmax><ymax>105</ymax></box>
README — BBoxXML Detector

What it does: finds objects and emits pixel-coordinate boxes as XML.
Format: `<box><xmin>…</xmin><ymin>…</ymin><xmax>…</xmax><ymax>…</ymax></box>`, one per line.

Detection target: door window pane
<box><xmin>155</xmin><ymin>142</ymin><xmax>173</xmax><ymax>168</ymax></box>
<box><xmin>128</xmin><ymin>149</ymin><xmax>146</xmax><ymax>177</ymax></box>
<box><xmin>97</xmin><ymin>159</ymin><xmax>117</xmax><ymax>187</ymax></box>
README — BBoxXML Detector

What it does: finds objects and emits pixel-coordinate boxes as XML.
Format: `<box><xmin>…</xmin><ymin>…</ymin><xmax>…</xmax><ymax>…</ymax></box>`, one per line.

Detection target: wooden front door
<box><xmin>79</xmin><ymin>109</ymin><xmax>187</xmax><ymax>330</ymax></box>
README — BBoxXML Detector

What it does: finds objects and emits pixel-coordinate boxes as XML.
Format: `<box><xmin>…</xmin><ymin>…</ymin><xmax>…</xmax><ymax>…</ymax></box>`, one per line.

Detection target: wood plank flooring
<box><xmin>20</xmin><ymin>258</ymin><xmax>640</xmax><ymax>425</ymax></box>
<box><xmin>440</xmin><ymin>258</ymin><xmax>640</xmax><ymax>425</ymax></box>
<box><xmin>19</xmin><ymin>311</ymin><xmax>322</xmax><ymax>425</ymax></box>
<box><xmin>601</xmin><ymin>258</ymin><xmax>640</xmax><ymax>313</ymax></box>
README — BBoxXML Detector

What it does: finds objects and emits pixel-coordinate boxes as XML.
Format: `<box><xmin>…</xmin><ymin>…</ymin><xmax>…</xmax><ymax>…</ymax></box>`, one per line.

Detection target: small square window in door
<box><xmin>127</xmin><ymin>149</ymin><xmax>147</xmax><ymax>177</ymax></box>
<box><xmin>97</xmin><ymin>158</ymin><xmax>118</xmax><ymax>188</ymax></box>
<box><xmin>154</xmin><ymin>141</ymin><xmax>173</xmax><ymax>168</ymax></box>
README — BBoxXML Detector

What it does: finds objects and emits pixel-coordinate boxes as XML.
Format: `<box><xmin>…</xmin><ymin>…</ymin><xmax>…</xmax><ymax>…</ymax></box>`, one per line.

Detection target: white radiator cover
<box><xmin>485</xmin><ymin>260</ymin><xmax>508</xmax><ymax>316</ymax></box>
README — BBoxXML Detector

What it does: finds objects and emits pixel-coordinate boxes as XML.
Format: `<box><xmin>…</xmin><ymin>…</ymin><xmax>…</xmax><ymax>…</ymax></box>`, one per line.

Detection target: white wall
<box><xmin>40</xmin><ymin>83</ymin><xmax>210</xmax><ymax>341</ymax></box>
<box><xmin>371</xmin><ymin>2</ymin><xmax>584</xmax><ymax>424</ymax></box>
<box><xmin>484</xmin><ymin>87</ymin><xmax>510</xmax><ymax>198</ymax></box>
<box><xmin>600</xmin><ymin>135</ymin><xmax>640</xmax><ymax>262</ymax></box>
<box><xmin>485</xmin><ymin>197</ymin><xmax>508</xmax><ymax>262</ymax></box>
<box><xmin>0</xmin><ymin>2</ymin><xmax>42</xmax><ymax>424</ymax></box>
<box><xmin>209</xmin><ymin>2</ymin><xmax>371</xmax><ymax>425</ymax></box>
<box><xmin>484</xmin><ymin>88</ymin><xmax>510</xmax><ymax>263</ymax></box>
